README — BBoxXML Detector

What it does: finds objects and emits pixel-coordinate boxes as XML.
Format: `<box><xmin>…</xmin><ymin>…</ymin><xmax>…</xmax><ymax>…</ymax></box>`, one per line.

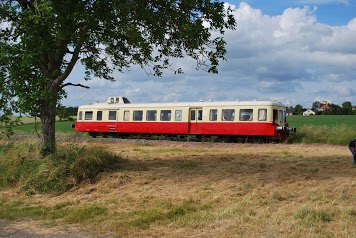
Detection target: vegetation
<box><xmin>286</xmin><ymin>115</ymin><xmax>356</xmax><ymax>145</ymax></box>
<box><xmin>290</xmin><ymin>101</ymin><xmax>356</xmax><ymax>115</ymax></box>
<box><xmin>0</xmin><ymin>0</ymin><xmax>236</xmax><ymax>155</ymax></box>
<box><xmin>0</xmin><ymin>140</ymin><xmax>355</xmax><ymax>237</ymax></box>
<box><xmin>0</xmin><ymin>141</ymin><xmax>126</xmax><ymax>194</ymax></box>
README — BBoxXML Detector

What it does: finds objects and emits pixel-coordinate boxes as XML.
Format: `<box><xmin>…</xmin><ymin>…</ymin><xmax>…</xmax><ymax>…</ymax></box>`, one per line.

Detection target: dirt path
<box><xmin>0</xmin><ymin>220</ymin><xmax>92</xmax><ymax>238</ymax></box>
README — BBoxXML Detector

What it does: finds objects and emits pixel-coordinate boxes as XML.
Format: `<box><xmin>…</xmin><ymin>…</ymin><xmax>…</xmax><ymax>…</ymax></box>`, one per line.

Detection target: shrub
<box><xmin>0</xmin><ymin>142</ymin><xmax>126</xmax><ymax>194</ymax></box>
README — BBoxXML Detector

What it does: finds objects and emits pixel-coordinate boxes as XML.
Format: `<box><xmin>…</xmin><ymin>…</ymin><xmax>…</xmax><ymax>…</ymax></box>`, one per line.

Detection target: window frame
<box><xmin>160</xmin><ymin>110</ymin><xmax>172</xmax><ymax>121</ymax></box>
<box><xmin>146</xmin><ymin>110</ymin><xmax>157</xmax><ymax>121</ymax></box>
<box><xmin>133</xmin><ymin>110</ymin><xmax>143</xmax><ymax>121</ymax></box>
<box><xmin>222</xmin><ymin>109</ymin><xmax>235</xmax><ymax>121</ymax></box>
<box><xmin>84</xmin><ymin>111</ymin><xmax>93</xmax><ymax>120</ymax></box>
<box><xmin>175</xmin><ymin>110</ymin><xmax>182</xmax><ymax>121</ymax></box>
<box><xmin>209</xmin><ymin>109</ymin><xmax>218</xmax><ymax>121</ymax></box>
<box><xmin>108</xmin><ymin>111</ymin><xmax>117</xmax><ymax>120</ymax></box>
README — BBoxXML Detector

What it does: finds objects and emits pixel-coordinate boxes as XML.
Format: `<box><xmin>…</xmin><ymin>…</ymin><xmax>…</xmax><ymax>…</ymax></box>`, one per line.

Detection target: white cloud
<box><xmin>64</xmin><ymin>2</ymin><xmax>356</xmax><ymax>108</ymax></box>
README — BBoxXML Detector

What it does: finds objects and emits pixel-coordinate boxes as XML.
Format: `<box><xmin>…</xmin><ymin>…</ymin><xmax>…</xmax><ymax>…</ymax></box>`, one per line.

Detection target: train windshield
<box><xmin>123</xmin><ymin>97</ymin><xmax>130</xmax><ymax>104</ymax></box>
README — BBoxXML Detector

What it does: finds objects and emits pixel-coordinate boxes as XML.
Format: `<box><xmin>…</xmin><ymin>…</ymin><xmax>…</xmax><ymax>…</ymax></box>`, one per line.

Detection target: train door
<box><xmin>188</xmin><ymin>108</ymin><xmax>203</xmax><ymax>134</ymax></box>
<box><xmin>107</xmin><ymin>109</ymin><xmax>119</xmax><ymax>132</ymax></box>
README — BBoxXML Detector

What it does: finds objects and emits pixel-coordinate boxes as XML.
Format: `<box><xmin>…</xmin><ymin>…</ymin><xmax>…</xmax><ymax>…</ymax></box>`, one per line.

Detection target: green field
<box><xmin>287</xmin><ymin>115</ymin><xmax>356</xmax><ymax>129</ymax></box>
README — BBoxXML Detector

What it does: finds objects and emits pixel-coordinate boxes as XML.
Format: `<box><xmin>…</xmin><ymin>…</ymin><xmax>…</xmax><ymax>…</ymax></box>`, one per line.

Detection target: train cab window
<box><xmin>146</xmin><ymin>110</ymin><xmax>157</xmax><ymax>121</ymax></box>
<box><xmin>160</xmin><ymin>110</ymin><xmax>171</xmax><ymax>121</ymax></box>
<box><xmin>258</xmin><ymin>109</ymin><xmax>267</xmax><ymax>121</ymax></box>
<box><xmin>175</xmin><ymin>110</ymin><xmax>182</xmax><ymax>121</ymax></box>
<box><xmin>124</xmin><ymin>110</ymin><xmax>130</xmax><ymax>121</ymax></box>
<box><xmin>97</xmin><ymin>111</ymin><xmax>103</xmax><ymax>121</ymax></box>
<box><xmin>239</xmin><ymin>109</ymin><xmax>253</xmax><ymax>121</ymax></box>
<box><xmin>273</xmin><ymin>109</ymin><xmax>278</xmax><ymax>122</ymax></box>
<box><xmin>279</xmin><ymin>110</ymin><xmax>283</xmax><ymax>123</ymax></box>
<box><xmin>133</xmin><ymin>110</ymin><xmax>143</xmax><ymax>121</ymax></box>
<box><xmin>78</xmin><ymin>111</ymin><xmax>83</xmax><ymax>120</ymax></box>
<box><xmin>109</xmin><ymin>111</ymin><xmax>117</xmax><ymax>120</ymax></box>
<box><xmin>123</xmin><ymin>97</ymin><xmax>130</xmax><ymax>104</ymax></box>
<box><xmin>209</xmin><ymin>109</ymin><xmax>218</xmax><ymax>121</ymax></box>
<box><xmin>222</xmin><ymin>109</ymin><xmax>235</xmax><ymax>121</ymax></box>
<box><xmin>85</xmin><ymin>111</ymin><xmax>93</xmax><ymax>120</ymax></box>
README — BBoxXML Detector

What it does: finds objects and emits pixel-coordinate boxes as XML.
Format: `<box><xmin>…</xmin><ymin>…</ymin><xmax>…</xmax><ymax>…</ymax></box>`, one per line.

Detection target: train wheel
<box><xmin>89</xmin><ymin>132</ymin><xmax>97</xmax><ymax>138</ymax></box>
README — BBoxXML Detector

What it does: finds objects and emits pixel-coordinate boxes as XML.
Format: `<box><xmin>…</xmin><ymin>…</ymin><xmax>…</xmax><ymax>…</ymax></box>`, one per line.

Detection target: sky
<box><xmin>63</xmin><ymin>0</ymin><xmax>356</xmax><ymax>109</ymax></box>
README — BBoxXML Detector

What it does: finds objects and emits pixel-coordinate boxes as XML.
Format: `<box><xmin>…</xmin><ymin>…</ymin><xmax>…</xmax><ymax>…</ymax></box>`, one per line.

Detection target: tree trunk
<box><xmin>40</xmin><ymin>96</ymin><xmax>57</xmax><ymax>156</ymax></box>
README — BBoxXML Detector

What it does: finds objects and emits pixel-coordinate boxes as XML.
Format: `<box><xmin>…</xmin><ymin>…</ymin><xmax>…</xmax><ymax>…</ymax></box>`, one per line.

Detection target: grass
<box><xmin>287</xmin><ymin>115</ymin><xmax>356</xmax><ymax>129</ymax></box>
<box><xmin>0</xmin><ymin>141</ymin><xmax>126</xmax><ymax>194</ymax></box>
<box><xmin>286</xmin><ymin>115</ymin><xmax>356</xmax><ymax>145</ymax></box>
<box><xmin>1</xmin><ymin>139</ymin><xmax>356</xmax><ymax>237</ymax></box>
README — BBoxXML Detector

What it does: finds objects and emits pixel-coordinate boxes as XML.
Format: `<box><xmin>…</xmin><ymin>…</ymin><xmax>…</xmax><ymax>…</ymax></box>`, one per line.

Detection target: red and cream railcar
<box><xmin>72</xmin><ymin>96</ymin><xmax>296</xmax><ymax>141</ymax></box>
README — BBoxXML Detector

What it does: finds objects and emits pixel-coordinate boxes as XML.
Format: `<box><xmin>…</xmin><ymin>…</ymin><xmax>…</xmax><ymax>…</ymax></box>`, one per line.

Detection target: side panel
<box><xmin>75</xmin><ymin>121</ymin><xmax>276</xmax><ymax>137</ymax></box>
<box><xmin>202</xmin><ymin>122</ymin><xmax>276</xmax><ymax>136</ymax></box>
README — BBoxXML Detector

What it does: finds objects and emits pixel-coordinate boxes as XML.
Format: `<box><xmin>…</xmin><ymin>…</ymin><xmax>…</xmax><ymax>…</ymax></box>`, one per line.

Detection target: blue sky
<box><xmin>64</xmin><ymin>0</ymin><xmax>356</xmax><ymax>109</ymax></box>
<box><xmin>235</xmin><ymin>0</ymin><xmax>356</xmax><ymax>25</ymax></box>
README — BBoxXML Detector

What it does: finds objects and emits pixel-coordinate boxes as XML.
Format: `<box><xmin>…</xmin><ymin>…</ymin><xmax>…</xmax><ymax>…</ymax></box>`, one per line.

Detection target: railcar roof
<box><xmin>78</xmin><ymin>100</ymin><xmax>286</xmax><ymax>109</ymax></box>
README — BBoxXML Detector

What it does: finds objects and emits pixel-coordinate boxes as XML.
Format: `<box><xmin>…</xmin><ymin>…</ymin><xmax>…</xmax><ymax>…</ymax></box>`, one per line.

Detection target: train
<box><xmin>72</xmin><ymin>96</ymin><xmax>296</xmax><ymax>142</ymax></box>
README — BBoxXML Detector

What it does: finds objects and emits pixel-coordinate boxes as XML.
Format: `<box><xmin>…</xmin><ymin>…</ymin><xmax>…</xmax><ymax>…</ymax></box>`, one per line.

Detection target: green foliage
<box><xmin>0</xmin><ymin>0</ymin><xmax>236</xmax><ymax>154</ymax></box>
<box><xmin>0</xmin><ymin>142</ymin><xmax>126</xmax><ymax>194</ymax></box>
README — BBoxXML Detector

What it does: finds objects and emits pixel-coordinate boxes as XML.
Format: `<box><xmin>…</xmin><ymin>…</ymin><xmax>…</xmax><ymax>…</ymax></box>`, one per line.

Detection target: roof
<box><xmin>79</xmin><ymin>98</ymin><xmax>286</xmax><ymax>110</ymax></box>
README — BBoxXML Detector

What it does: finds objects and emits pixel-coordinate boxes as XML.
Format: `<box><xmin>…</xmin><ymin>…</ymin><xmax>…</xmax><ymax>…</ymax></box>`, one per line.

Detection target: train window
<box><xmin>209</xmin><ymin>109</ymin><xmax>217</xmax><ymax>121</ymax></box>
<box><xmin>85</xmin><ymin>111</ymin><xmax>93</xmax><ymax>120</ymax></box>
<box><xmin>133</xmin><ymin>110</ymin><xmax>143</xmax><ymax>121</ymax></box>
<box><xmin>124</xmin><ymin>110</ymin><xmax>130</xmax><ymax>121</ymax></box>
<box><xmin>240</xmin><ymin>109</ymin><xmax>253</xmax><ymax>121</ymax></box>
<box><xmin>175</xmin><ymin>110</ymin><xmax>182</xmax><ymax>121</ymax></box>
<box><xmin>273</xmin><ymin>109</ymin><xmax>278</xmax><ymax>121</ymax></box>
<box><xmin>258</xmin><ymin>109</ymin><xmax>267</xmax><ymax>121</ymax></box>
<box><xmin>146</xmin><ymin>110</ymin><xmax>157</xmax><ymax>121</ymax></box>
<box><xmin>222</xmin><ymin>109</ymin><xmax>235</xmax><ymax>121</ymax></box>
<box><xmin>97</xmin><ymin>111</ymin><xmax>103</xmax><ymax>121</ymax></box>
<box><xmin>160</xmin><ymin>110</ymin><xmax>171</xmax><ymax>121</ymax></box>
<box><xmin>123</xmin><ymin>97</ymin><xmax>130</xmax><ymax>104</ymax></box>
<box><xmin>190</xmin><ymin>110</ymin><xmax>196</xmax><ymax>120</ymax></box>
<box><xmin>279</xmin><ymin>110</ymin><xmax>283</xmax><ymax>122</ymax></box>
<box><xmin>197</xmin><ymin>110</ymin><xmax>203</xmax><ymax>120</ymax></box>
<box><xmin>109</xmin><ymin>111</ymin><xmax>117</xmax><ymax>120</ymax></box>
<box><xmin>78</xmin><ymin>111</ymin><xmax>83</xmax><ymax>120</ymax></box>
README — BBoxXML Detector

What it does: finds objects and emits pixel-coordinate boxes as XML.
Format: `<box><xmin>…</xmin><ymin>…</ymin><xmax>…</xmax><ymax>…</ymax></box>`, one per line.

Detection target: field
<box><xmin>286</xmin><ymin>115</ymin><xmax>356</xmax><ymax>129</ymax></box>
<box><xmin>0</xmin><ymin>139</ymin><xmax>355</xmax><ymax>237</ymax></box>
<box><xmin>1</xmin><ymin>115</ymin><xmax>356</xmax><ymax>237</ymax></box>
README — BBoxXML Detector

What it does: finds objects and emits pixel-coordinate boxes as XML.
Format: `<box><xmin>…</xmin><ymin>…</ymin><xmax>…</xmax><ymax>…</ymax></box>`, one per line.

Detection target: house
<box><xmin>319</xmin><ymin>101</ymin><xmax>330</xmax><ymax>111</ymax></box>
<box><xmin>303</xmin><ymin>109</ymin><xmax>315</xmax><ymax>116</ymax></box>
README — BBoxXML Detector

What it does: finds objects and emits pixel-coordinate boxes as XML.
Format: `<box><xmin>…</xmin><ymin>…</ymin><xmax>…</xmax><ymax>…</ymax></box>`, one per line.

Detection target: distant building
<box><xmin>303</xmin><ymin>109</ymin><xmax>315</xmax><ymax>116</ymax></box>
<box><xmin>319</xmin><ymin>101</ymin><xmax>330</xmax><ymax>111</ymax></box>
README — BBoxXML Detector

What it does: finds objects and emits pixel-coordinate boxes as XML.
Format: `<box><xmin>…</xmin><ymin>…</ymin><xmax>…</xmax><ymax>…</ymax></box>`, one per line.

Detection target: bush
<box><xmin>0</xmin><ymin>142</ymin><xmax>126</xmax><ymax>194</ymax></box>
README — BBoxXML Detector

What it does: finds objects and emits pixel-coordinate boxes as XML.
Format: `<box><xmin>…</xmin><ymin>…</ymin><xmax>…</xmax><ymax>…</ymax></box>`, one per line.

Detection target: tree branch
<box><xmin>52</xmin><ymin>25</ymin><xmax>89</xmax><ymax>88</ymax></box>
<box><xmin>60</xmin><ymin>83</ymin><xmax>90</xmax><ymax>89</ymax></box>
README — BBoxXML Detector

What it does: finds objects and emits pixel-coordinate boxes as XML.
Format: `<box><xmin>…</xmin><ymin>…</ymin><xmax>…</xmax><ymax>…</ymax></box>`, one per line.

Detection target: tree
<box><xmin>0</xmin><ymin>0</ymin><xmax>236</xmax><ymax>155</ymax></box>
<box><xmin>312</xmin><ymin>101</ymin><xmax>320</xmax><ymax>111</ymax></box>
<box><xmin>342</xmin><ymin>101</ymin><xmax>352</xmax><ymax>115</ymax></box>
<box><xmin>293</xmin><ymin>104</ymin><xmax>304</xmax><ymax>115</ymax></box>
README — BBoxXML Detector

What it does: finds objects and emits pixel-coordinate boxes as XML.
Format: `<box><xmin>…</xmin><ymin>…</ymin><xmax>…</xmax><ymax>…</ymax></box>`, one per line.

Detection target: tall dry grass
<box><xmin>0</xmin><ymin>139</ymin><xmax>355</xmax><ymax>237</ymax></box>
